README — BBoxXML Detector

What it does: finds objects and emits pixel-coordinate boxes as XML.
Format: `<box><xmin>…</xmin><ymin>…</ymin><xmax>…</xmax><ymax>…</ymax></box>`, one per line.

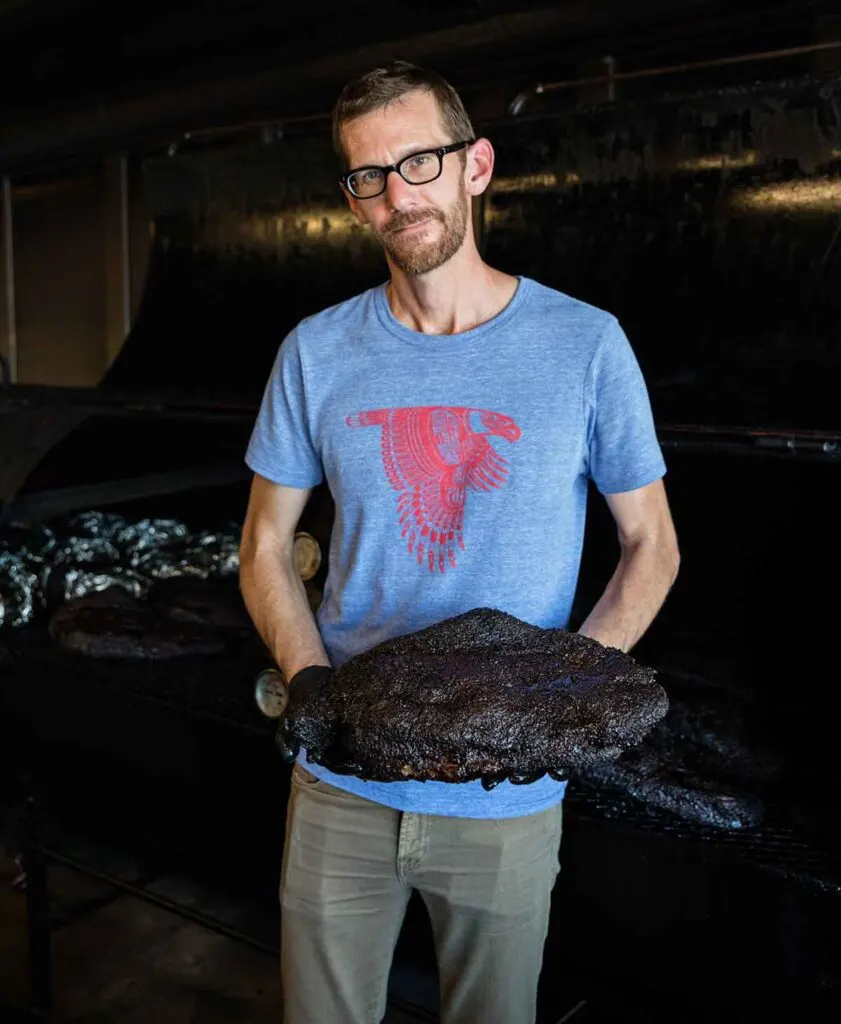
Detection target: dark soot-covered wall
<box><xmin>483</xmin><ymin>77</ymin><xmax>841</xmax><ymax>431</ymax></box>
<box><xmin>106</xmin><ymin>74</ymin><xmax>841</xmax><ymax>429</ymax></box>
<box><xmin>104</xmin><ymin>137</ymin><xmax>386</xmax><ymax>398</ymax></box>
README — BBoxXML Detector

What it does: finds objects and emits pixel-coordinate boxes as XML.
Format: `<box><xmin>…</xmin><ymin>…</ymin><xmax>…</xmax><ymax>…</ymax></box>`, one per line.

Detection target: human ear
<box><xmin>465</xmin><ymin>138</ymin><xmax>494</xmax><ymax>197</ymax></box>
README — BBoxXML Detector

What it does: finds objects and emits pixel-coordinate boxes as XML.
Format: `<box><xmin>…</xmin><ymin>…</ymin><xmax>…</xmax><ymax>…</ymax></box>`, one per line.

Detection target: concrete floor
<box><xmin>0</xmin><ymin>837</ymin><xmax>422</xmax><ymax>1023</ymax></box>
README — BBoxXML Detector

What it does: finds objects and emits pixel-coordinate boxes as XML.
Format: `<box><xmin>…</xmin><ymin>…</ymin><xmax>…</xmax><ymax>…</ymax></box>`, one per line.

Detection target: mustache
<box><xmin>384</xmin><ymin>208</ymin><xmax>444</xmax><ymax>234</ymax></box>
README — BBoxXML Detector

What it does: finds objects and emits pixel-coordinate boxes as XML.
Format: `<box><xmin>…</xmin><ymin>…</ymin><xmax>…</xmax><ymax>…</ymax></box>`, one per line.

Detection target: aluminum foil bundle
<box><xmin>2</xmin><ymin>510</ymin><xmax>244</xmax><ymax>628</ymax></box>
<box><xmin>126</xmin><ymin>525</ymin><xmax>241</xmax><ymax>581</ymax></box>
<box><xmin>0</xmin><ymin>552</ymin><xmax>39</xmax><ymax>628</ymax></box>
<box><xmin>0</xmin><ymin>521</ymin><xmax>56</xmax><ymax>563</ymax></box>
<box><xmin>40</xmin><ymin>563</ymin><xmax>148</xmax><ymax>607</ymax></box>
<box><xmin>113</xmin><ymin>517</ymin><xmax>190</xmax><ymax>567</ymax></box>
<box><xmin>38</xmin><ymin>529</ymin><xmax>139</xmax><ymax>610</ymax></box>
<box><xmin>183</xmin><ymin>528</ymin><xmax>240</xmax><ymax>578</ymax></box>
<box><xmin>62</xmin><ymin>510</ymin><xmax>128</xmax><ymax>543</ymax></box>
<box><xmin>56</xmin><ymin>512</ymin><xmax>199</xmax><ymax>580</ymax></box>
<box><xmin>133</xmin><ymin>542</ymin><xmax>210</xmax><ymax>580</ymax></box>
<box><xmin>51</xmin><ymin>537</ymin><xmax>122</xmax><ymax>566</ymax></box>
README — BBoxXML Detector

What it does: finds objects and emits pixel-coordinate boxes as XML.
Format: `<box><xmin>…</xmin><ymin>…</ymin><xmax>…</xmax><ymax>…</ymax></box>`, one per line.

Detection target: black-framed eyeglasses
<box><xmin>339</xmin><ymin>139</ymin><xmax>475</xmax><ymax>199</ymax></box>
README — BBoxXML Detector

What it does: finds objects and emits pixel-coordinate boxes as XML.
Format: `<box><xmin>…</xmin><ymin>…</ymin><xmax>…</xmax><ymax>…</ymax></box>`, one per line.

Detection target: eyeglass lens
<box><xmin>347</xmin><ymin>151</ymin><xmax>442</xmax><ymax>198</ymax></box>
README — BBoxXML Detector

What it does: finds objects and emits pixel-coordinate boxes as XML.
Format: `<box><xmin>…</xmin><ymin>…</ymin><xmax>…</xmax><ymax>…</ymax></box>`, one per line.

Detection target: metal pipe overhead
<box><xmin>510</xmin><ymin>38</ymin><xmax>841</xmax><ymax>114</ymax></box>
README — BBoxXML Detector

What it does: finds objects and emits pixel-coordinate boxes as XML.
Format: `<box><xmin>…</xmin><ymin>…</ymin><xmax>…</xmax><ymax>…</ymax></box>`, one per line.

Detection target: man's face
<box><xmin>341</xmin><ymin>90</ymin><xmax>471</xmax><ymax>276</ymax></box>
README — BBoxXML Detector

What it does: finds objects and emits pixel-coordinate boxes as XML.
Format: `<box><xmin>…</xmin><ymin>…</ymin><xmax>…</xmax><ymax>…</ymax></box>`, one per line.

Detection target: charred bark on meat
<box><xmin>287</xmin><ymin>608</ymin><xmax>668</xmax><ymax>785</ymax></box>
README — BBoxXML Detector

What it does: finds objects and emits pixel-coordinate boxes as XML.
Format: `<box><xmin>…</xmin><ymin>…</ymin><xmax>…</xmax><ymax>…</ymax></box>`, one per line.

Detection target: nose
<box><xmin>383</xmin><ymin>169</ymin><xmax>418</xmax><ymax>210</ymax></box>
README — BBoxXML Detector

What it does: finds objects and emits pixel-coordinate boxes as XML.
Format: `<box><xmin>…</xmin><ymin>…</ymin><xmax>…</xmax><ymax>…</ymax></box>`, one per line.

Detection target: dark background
<box><xmin>1</xmin><ymin>3</ymin><xmax>840</xmax><ymax>1020</ymax></box>
<box><xmin>0</xmin><ymin>1</ymin><xmax>837</xmax><ymax>164</ymax></box>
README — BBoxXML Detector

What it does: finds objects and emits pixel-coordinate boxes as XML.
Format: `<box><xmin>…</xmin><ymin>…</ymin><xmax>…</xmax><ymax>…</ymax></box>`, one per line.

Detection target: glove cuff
<box><xmin>288</xmin><ymin>664</ymin><xmax>332</xmax><ymax>700</ymax></box>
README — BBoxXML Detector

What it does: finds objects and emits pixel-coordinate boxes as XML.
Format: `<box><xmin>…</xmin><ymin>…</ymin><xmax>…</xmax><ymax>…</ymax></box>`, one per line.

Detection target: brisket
<box><xmin>288</xmin><ymin>608</ymin><xmax>668</xmax><ymax>787</ymax></box>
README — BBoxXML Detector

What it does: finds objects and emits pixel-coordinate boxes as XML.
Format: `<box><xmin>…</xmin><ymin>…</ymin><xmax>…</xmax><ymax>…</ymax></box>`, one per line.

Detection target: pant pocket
<box><xmin>291</xmin><ymin>762</ymin><xmax>327</xmax><ymax>789</ymax></box>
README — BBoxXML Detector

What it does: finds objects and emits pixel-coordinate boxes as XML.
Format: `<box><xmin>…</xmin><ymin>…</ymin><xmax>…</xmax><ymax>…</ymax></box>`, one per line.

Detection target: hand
<box><xmin>275</xmin><ymin>665</ymin><xmax>333</xmax><ymax>763</ymax></box>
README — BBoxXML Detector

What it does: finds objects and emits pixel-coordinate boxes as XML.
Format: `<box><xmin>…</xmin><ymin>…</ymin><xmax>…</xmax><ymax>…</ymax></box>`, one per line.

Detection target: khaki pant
<box><xmin>280</xmin><ymin>763</ymin><xmax>564</xmax><ymax>1024</ymax></box>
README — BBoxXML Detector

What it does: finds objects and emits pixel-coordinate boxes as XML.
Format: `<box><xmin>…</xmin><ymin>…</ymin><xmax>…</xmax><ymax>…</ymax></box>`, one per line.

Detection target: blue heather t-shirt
<box><xmin>245</xmin><ymin>276</ymin><xmax>666</xmax><ymax>818</ymax></box>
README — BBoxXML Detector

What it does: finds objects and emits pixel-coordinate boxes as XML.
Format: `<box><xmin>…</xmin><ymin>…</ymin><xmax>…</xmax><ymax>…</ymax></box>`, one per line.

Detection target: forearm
<box><xmin>239</xmin><ymin>544</ymin><xmax>330</xmax><ymax>679</ymax></box>
<box><xmin>577</xmin><ymin>537</ymin><xmax>679</xmax><ymax>652</ymax></box>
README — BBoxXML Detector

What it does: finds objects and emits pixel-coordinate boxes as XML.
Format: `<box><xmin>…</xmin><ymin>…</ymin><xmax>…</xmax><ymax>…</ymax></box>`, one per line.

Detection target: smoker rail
<box><xmin>2</xmin><ymin>383</ymin><xmax>840</xmax><ymax>522</ymax></box>
<box><xmin>0</xmin><ymin>385</ymin><xmax>258</xmax><ymax>423</ymax></box>
<box><xmin>3</xmin><ymin>384</ymin><xmax>841</xmax><ymax>461</ymax></box>
<box><xmin>4</xmin><ymin>462</ymin><xmax>251</xmax><ymax>523</ymax></box>
<box><xmin>657</xmin><ymin>424</ymin><xmax>841</xmax><ymax>462</ymax></box>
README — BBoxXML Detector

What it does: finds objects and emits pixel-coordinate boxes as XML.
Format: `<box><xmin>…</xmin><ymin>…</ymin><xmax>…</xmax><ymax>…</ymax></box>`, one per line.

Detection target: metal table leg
<box><xmin>20</xmin><ymin>783</ymin><xmax>53</xmax><ymax>1019</ymax></box>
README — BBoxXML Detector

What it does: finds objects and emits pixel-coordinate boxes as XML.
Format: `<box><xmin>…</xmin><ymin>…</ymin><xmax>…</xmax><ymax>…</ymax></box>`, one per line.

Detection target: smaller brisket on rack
<box><xmin>48</xmin><ymin>588</ymin><xmax>224</xmax><ymax>659</ymax></box>
<box><xmin>577</xmin><ymin>695</ymin><xmax>782</xmax><ymax>829</ymax></box>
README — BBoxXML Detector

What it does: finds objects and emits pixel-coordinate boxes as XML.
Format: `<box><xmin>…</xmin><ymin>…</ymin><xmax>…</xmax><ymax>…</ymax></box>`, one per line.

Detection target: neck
<box><xmin>386</xmin><ymin>236</ymin><xmax>518</xmax><ymax>335</ymax></box>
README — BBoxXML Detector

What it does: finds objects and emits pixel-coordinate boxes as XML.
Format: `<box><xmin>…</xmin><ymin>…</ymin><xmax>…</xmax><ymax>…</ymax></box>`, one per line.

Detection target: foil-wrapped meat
<box><xmin>0</xmin><ymin>553</ymin><xmax>39</xmax><ymax>628</ymax></box>
<box><xmin>0</xmin><ymin>521</ymin><xmax>56</xmax><ymax>561</ymax></box>
<box><xmin>114</xmin><ymin>518</ymin><xmax>190</xmax><ymax>564</ymax></box>
<box><xmin>63</xmin><ymin>511</ymin><xmax>127</xmax><ymax>542</ymax></box>
<box><xmin>40</xmin><ymin>564</ymin><xmax>147</xmax><ymax>608</ymax></box>
<box><xmin>288</xmin><ymin>608</ymin><xmax>668</xmax><ymax>787</ymax></box>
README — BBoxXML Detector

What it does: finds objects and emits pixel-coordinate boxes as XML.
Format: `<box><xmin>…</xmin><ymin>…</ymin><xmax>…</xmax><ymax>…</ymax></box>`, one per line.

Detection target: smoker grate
<box><xmin>2</xmin><ymin>627</ymin><xmax>840</xmax><ymax>898</ymax></box>
<box><xmin>0</xmin><ymin>624</ymin><xmax>272</xmax><ymax>734</ymax></box>
<box><xmin>565</xmin><ymin>782</ymin><xmax>841</xmax><ymax>897</ymax></box>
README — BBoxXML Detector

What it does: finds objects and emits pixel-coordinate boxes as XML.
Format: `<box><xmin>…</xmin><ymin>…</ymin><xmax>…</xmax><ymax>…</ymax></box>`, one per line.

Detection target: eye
<box><xmin>348</xmin><ymin>168</ymin><xmax>383</xmax><ymax>192</ymax></box>
<box><xmin>406</xmin><ymin>152</ymin><xmax>434</xmax><ymax>171</ymax></box>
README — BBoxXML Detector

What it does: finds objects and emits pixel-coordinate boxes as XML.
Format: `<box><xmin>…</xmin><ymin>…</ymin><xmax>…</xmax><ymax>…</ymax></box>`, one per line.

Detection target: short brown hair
<box><xmin>332</xmin><ymin>60</ymin><xmax>475</xmax><ymax>165</ymax></box>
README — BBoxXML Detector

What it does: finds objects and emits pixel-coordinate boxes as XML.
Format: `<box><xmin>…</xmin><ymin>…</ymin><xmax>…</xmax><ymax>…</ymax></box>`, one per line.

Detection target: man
<box><xmin>239</xmin><ymin>60</ymin><xmax>679</xmax><ymax>1024</ymax></box>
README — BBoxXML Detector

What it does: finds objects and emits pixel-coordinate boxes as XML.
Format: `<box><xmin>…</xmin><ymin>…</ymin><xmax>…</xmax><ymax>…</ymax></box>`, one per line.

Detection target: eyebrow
<box><xmin>347</xmin><ymin>141</ymin><xmax>450</xmax><ymax>172</ymax></box>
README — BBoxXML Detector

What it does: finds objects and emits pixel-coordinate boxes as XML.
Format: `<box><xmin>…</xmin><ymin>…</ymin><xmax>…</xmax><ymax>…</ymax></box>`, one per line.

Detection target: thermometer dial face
<box><xmin>254</xmin><ymin>668</ymin><xmax>288</xmax><ymax>718</ymax></box>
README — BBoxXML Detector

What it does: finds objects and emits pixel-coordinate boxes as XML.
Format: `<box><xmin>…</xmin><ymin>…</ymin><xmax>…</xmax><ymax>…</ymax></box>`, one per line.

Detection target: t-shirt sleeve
<box><xmin>244</xmin><ymin>328</ymin><xmax>324</xmax><ymax>488</ymax></box>
<box><xmin>584</xmin><ymin>318</ymin><xmax>666</xmax><ymax>495</ymax></box>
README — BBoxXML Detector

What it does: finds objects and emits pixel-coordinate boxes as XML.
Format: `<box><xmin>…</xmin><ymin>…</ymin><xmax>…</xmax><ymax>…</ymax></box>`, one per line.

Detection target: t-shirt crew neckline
<box><xmin>372</xmin><ymin>275</ymin><xmax>532</xmax><ymax>351</ymax></box>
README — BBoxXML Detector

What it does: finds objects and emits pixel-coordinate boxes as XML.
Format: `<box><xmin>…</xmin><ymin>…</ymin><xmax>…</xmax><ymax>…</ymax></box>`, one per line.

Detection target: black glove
<box><xmin>275</xmin><ymin>665</ymin><xmax>333</xmax><ymax>762</ymax></box>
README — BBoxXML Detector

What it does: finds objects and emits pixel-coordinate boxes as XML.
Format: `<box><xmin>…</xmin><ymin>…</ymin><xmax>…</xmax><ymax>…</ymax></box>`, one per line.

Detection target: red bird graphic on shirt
<box><xmin>346</xmin><ymin>406</ymin><xmax>522</xmax><ymax>573</ymax></box>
